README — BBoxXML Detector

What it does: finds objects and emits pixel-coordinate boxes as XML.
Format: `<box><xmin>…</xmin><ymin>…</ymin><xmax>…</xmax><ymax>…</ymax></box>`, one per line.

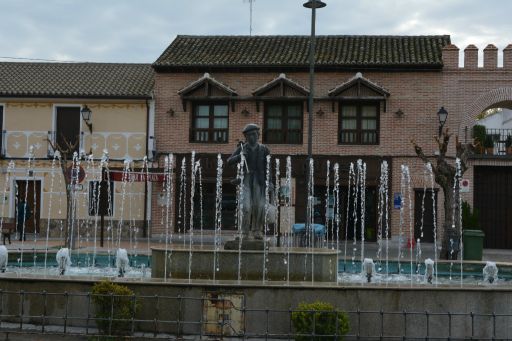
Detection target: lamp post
<box><xmin>303</xmin><ymin>0</ymin><xmax>326</xmax><ymax>242</ymax></box>
<box><xmin>304</xmin><ymin>0</ymin><xmax>326</xmax><ymax>160</ymax></box>
<box><xmin>437</xmin><ymin>106</ymin><xmax>448</xmax><ymax>137</ymax></box>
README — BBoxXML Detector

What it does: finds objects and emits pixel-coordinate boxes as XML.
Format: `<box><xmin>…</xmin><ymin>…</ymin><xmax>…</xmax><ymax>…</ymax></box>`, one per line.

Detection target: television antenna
<box><xmin>243</xmin><ymin>0</ymin><xmax>255</xmax><ymax>36</ymax></box>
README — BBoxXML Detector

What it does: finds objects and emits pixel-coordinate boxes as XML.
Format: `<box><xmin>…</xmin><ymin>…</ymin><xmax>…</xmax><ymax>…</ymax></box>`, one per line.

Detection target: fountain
<box><xmin>0</xmin><ymin>130</ymin><xmax>510</xmax><ymax>341</ymax></box>
<box><xmin>483</xmin><ymin>261</ymin><xmax>498</xmax><ymax>284</ymax></box>
<box><xmin>0</xmin><ymin>246</ymin><xmax>7</xmax><ymax>273</ymax></box>
<box><xmin>363</xmin><ymin>258</ymin><xmax>375</xmax><ymax>283</ymax></box>
<box><xmin>0</xmin><ymin>125</ymin><xmax>508</xmax><ymax>287</ymax></box>
<box><xmin>115</xmin><ymin>248</ymin><xmax>129</xmax><ymax>277</ymax></box>
<box><xmin>56</xmin><ymin>248</ymin><xmax>71</xmax><ymax>275</ymax></box>
<box><xmin>425</xmin><ymin>258</ymin><xmax>434</xmax><ymax>284</ymax></box>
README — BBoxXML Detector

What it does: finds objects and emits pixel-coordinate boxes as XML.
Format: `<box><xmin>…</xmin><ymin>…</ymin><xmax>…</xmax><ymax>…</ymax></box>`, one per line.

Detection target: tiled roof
<box><xmin>0</xmin><ymin>62</ymin><xmax>154</xmax><ymax>98</ymax></box>
<box><xmin>154</xmin><ymin>35</ymin><xmax>451</xmax><ymax>70</ymax></box>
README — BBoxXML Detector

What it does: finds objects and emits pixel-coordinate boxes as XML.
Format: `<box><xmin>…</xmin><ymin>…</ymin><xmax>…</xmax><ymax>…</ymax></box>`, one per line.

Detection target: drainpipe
<box><xmin>143</xmin><ymin>98</ymin><xmax>151</xmax><ymax>238</ymax></box>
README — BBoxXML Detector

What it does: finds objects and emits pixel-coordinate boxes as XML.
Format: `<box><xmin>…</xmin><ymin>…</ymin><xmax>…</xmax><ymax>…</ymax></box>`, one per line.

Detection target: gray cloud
<box><xmin>0</xmin><ymin>0</ymin><xmax>510</xmax><ymax>63</ymax></box>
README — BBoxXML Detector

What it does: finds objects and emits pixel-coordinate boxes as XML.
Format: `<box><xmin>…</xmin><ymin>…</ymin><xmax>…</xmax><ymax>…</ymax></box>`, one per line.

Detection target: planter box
<box><xmin>463</xmin><ymin>229</ymin><xmax>485</xmax><ymax>261</ymax></box>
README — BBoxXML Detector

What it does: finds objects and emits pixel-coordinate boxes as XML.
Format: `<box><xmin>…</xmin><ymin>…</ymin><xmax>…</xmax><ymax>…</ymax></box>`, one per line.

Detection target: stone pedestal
<box><xmin>151</xmin><ymin>246</ymin><xmax>338</xmax><ymax>282</ymax></box>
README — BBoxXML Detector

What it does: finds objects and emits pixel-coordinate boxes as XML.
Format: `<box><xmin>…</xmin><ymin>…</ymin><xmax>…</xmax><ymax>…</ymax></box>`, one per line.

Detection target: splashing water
<box><xmin>425</xmin><ymin>258</ymin><xmax>434</xmax><ymax>284</ymax></box>
<box><xmin>426</xmin><ymin>163</ymin><xmax>438</xmax><ymax>286</ymax></box>
<box><xmin>263</xmin><ymin>154</ymin><xmax>271</xmax><ymax>283</ymax></box>
<box><xmin>352</xmin><ymin>160</ymin><xmax>361</xmax><ymax>265</ymax></box>
<box><xmin>163</xmin><ymin>155</ymin><xmax>175</xmax><ymax>280</ymax></box>
<box><xmin>285</xmin><ymin>156</ymin><xmax>292</xmax><ymax>284</ymax></box>
<box><xmin>360</xmin><ymin>161</ymin><xmax>367</xmax><ymax>269</ymax></box>
<box><xmin>116</xmin><ymin>248</ymin><xmax>129</xmax><ymax>277</ymax></box>
<box><xmin>236</xmin><ymin>153</ymin><xmax>246</xmax><ymax>283</ymax></box>
<box><xmin>213</xmin><ymin>154</ymin><xmax>223</xmax><ymax>280</ymax></box>
<box><xmin>333</xmin><ymin>163</ymin><xmax>340</xmax><ymax>276</ymax></box>
<box><xmin>178</xmin><ymin>157</ymin><xmax>187</xmax><ymax>242</ymax></box>
<box><xmin>344</xmin><ymin>162</ymin><xmax>355</xmax><ymax>270</ymax></box>
<box><xmin>377</xmin><ymin>161</ymin><xmax>389</xmax><ymax>276</ymax></box>
<box><xmin>56</xmin><ymin>248</ymin><xmax>71</xmax><ymax>275</ymax></box>
<box><xmin>325</xmin><ymin>160</ymin><xmax>331</xmax><ymax>244</ymax></box>
<box><xmin>483</xmin><ymin>261</ymin><xmax>498</xmax><ymax>284</ymax></box>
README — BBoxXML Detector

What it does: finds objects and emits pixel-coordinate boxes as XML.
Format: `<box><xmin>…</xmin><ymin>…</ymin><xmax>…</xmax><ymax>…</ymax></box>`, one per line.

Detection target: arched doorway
<box><xmin>460</xmin><ymin>88</ymin><xmax>512</xmax><ymax>249</ymax></box>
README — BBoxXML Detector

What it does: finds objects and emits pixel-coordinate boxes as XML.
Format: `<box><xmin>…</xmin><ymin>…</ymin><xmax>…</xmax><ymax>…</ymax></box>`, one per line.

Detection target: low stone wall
<box><xmin>0</xmin><ymin>275</ymin><xmax>510</xmax><ymax>338</ymax></box>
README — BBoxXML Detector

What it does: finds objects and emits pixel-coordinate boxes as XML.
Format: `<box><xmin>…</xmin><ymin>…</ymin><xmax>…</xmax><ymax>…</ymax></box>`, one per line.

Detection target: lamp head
<box><xmin>81</xmin><ymin>105</ymin><xmax>92</xmax><ymax>122</ymax></box>
<box><xmin>303</xmin><ymin>0</ymin><xmax>326</xmax><ymax>9</ymax></box>
<box><xmin>437</xmin><ymin>106</ymin><xmax>448</xmax><ymax>126</ymax></box>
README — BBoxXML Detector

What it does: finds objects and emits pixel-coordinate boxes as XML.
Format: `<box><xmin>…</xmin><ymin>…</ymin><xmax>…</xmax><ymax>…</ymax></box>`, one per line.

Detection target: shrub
<box><xmin>291</xmin><ymin>301</ymin><xmax>349</xmax><ymax>340</ymax></box>
<box><xmin>483</xmin><ymin>134</ymin><xmax>494</xmax><ymax>148</ymax></box>
<box><xmin>472</xmin><ymin>125</ymin><xmax>486</xmax><ymax>146</ymax></box>
<box><xmin>462</xmin><ymin>201</ymin><xmax>480</xmax><ymax>230</ymax></box>
<box><xmin>91</xmin><ymin>280</ymin><xmax>137</xmax><ymax>336</ymax></box>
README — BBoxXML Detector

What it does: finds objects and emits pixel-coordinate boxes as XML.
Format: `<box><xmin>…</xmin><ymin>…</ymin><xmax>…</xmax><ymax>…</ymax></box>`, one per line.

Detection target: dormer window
<box><xmin>329</xmin><ymin>73</ymin><xmax>389</xmax><ymax>146</ymax></box>
<box><xmin>178</xmin><ymin>73</ymin><xmax>237</xmax><ymax>144</ymax></box>
<box><xmin>253</xmin><ymin>74</ymin><xmax>308</xmax><ymax>145</ymax></box>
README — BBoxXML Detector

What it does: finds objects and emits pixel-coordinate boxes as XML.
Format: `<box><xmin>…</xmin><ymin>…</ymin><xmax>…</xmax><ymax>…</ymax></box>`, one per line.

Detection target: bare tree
<box><xmin>47</xmin><ymin>137</ymin><xmax>80</xmax><ymax>249</ymax></box>
<box><xmin>411</xmin><ymin>129</ymin><xmax>474</xmax><ymax>259</ymax></box>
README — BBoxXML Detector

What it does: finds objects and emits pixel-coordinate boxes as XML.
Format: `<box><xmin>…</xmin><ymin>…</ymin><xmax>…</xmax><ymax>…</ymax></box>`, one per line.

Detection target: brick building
<box><xmin>0</xmin><ymin>62</ymin><xmax>154</xmax><ymax>240</ymax></box>
<box><xmin>150</xmin><ymin>35</ymin><xmax>512</xmax><ymax>250</ymax></box>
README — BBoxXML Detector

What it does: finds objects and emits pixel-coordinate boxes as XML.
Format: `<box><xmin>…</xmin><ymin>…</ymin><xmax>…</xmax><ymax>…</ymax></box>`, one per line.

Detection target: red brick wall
<box><xmin>152</xmin><ymin>69</ymin><xmax>444</xmax><ymax>238</ymax></box>
<box><xmin>441</xmin><ymin>43</ymin><xmax>512</xmax><ymax>210</ymax></box>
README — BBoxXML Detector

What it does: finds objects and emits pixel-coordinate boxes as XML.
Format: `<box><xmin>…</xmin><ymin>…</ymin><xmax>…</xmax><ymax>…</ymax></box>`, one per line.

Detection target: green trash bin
<box><xmin>463</xmin><ymin>229</ymin><xmax>485</xmax><ymax>261</ymax></box>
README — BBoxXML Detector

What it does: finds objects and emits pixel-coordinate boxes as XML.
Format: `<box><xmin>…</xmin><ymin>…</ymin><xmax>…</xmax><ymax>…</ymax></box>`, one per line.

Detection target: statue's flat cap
<box><xmin>243</xmin><ymin>123</ymin><xmax>260</xmax><ymax>134</ymax></box>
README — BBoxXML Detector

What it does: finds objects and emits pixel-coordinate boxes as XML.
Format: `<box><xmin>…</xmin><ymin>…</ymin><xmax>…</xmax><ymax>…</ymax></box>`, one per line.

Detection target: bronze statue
<box><xmin>227</xmin><ymin>123</ymin><xmax>271</xmax><ymax>240</ymax></box>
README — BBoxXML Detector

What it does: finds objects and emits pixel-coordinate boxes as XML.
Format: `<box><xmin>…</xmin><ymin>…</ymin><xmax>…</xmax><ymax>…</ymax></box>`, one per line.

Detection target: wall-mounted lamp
<box><xmin>395</xmin><ymin>109</ymin><xmax>404</xmax><ymax>118</ymax></box>
<box><xmin>241</xmin><ymin>108</ymin><xmax>250</xmax><ymax>116</ymax></box>
<box><xmin>81</xmin><ymin>105</ymin><xmax>93</xmax><ymax>133</ymax></box>
<box><xmin>166</xmin><ymin>108</ymin><xmax>175</xmax><ymax>116</ymax></box>
<box><xmin>316</xmin><ymin>109</ymin><xmax>324</xmax><ymax>116</ymax></box>
<box><xmin>437</xmin><ymin>106</ymin><xmax>448</xmax><ymax>137</ymax></box>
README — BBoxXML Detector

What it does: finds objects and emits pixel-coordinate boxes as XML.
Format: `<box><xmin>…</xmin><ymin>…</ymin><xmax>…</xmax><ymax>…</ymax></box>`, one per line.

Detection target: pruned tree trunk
<box><xmin>412</xmin><ymin>129</ymin><xmax>473</xmax><ymax>259</ymax></box>
<box><xmin>47</xmin><ymin>137</ymin><xmax>79</xmax><ymax>249</ymax></box>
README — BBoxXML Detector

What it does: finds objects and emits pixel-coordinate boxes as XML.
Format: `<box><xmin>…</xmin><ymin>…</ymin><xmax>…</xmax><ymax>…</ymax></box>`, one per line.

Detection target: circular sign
<box><xmin>65</xmin><ymin>165</ymin><xmax>86</xmax><ymax>183</ymax></box>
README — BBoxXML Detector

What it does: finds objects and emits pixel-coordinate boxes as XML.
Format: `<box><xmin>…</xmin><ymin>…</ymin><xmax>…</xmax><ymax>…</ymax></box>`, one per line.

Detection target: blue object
<box><xmin>292</xmin><ymin>223</ymin><xmax>325</xmax><ymax>236</ymax></box>
<box><xmin>393</xmin><ymin>192</ymin><xmax>402</xmax><ymax>209</ymax></box>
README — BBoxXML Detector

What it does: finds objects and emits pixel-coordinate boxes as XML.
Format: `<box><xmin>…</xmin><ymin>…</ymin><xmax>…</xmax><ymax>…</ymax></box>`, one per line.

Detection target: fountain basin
<box><xmin>151</xmin><ymin>246</ymin><xmax>339</xmax><ymax>282</ymax></box>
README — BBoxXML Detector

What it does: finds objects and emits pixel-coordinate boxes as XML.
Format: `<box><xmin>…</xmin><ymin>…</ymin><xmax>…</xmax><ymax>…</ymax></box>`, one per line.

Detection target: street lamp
<box><xmin>304</xmin><ymin>0</ymin><xmax>326</xmax><ymax>161</ymax></box>
<box><xmin>81</xmin><ymin>105</ymin><xmax>93</xmax><ymax>133</ymax></box>
<box><xmin>303</xmin><ymin>0</ymin><xmax>326</xmax><ymax>244</ymax></box>
<box><xmin>437</xmin><ymin>106</ymin><xmax>448</xmax><ymax>136</ymax></box>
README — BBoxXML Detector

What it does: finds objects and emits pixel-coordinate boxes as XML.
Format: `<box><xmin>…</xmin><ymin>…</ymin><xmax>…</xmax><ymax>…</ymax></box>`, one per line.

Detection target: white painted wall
<box><xmin>477</xmin><ymin>109</ymin><xmax>512</xmax><ymax>129</ymax></box>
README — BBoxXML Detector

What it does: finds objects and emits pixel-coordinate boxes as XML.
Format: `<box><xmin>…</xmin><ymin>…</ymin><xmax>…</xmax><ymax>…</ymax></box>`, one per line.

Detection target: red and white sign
<box><xmin>108</xmin><ymin>171</ymin><xmax>166</xmax><ymax>182</ymax></box>
<box><xmin>65</xmin><ymin>166</ymin><xmax>86</xmax><ymax>183</ymax></box>
<box><xmin>460</xmin><ymin>179</ymin><xmax>470</xmax><ymax>193</ymax></box>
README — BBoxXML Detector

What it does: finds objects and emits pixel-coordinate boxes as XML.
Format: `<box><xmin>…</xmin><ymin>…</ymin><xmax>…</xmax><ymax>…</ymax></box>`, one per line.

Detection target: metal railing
<box><xmin>0</xmin><ymin>289</ymin><xmax>510</xmax><ymax>339</ymax></box>
<box><xmin>486</xmin><ymin>128</ymin><xmax>512</xmax><ymax>155</ymax></box>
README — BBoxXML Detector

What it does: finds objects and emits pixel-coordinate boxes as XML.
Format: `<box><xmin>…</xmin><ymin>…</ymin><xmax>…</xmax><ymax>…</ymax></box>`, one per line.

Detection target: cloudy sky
<box><xmin>0</xmin><ymin>0</ymin><xmax>510</xmax><ymax>64</ymax></box>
